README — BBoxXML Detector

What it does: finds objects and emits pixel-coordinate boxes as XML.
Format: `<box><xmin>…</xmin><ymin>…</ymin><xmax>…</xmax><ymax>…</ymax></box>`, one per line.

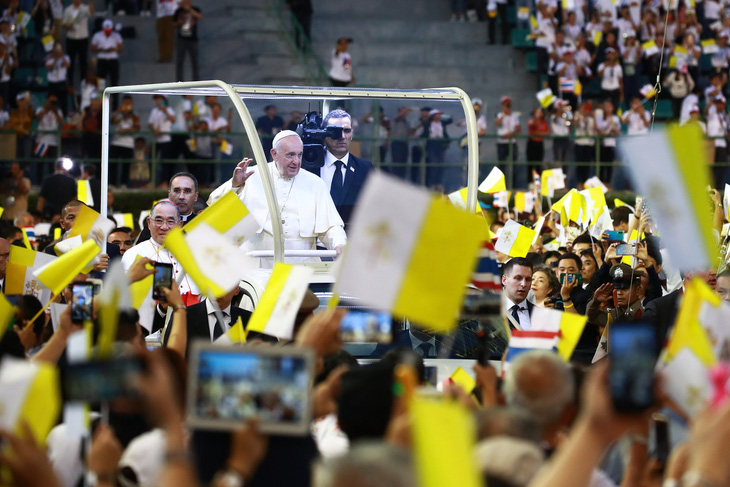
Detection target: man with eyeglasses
<box><xmin>122</xmin><ymin>200</ymin><xmax>201</xmax><ymax>329</ymax></box>
<box><xmin>306</xmin><ymin>108</ymin><xmax>373</xmax><ymax>226</ymax></box>
<box><xmin>136</xmin><ymin>172</ymin><xmax>200</xmax><ymax>245</ymax></box>
<box><xmin>208</xmin><ymin>130</ymin><xmax>346</xmax><ymax>266</ymax></box>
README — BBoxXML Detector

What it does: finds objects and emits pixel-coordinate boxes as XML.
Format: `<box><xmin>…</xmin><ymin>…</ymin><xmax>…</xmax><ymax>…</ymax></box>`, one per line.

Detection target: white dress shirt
<box><xmin>504</xmin><ymin>296</ymin><xmax>532</xmax><ymax>330</ymax></box>
<box><xmin>322</xmin><ymin>150</ymin><xmax>350</xmax><ymax>191</ymax></box>
<box><xmin>206</xmin><ymin>299</ymin><xmax>232</xmax><ymax>340</ymax></box>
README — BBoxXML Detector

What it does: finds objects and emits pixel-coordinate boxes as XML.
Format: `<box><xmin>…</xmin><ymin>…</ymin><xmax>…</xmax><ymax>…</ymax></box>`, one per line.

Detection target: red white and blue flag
<box><xmin>471</xmin><ymin>242</ymin><xmax>501</xmax><ymax>291</ymax></box>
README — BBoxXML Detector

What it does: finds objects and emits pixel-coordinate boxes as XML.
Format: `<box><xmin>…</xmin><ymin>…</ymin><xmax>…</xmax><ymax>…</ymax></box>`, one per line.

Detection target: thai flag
<box><xmin>472</xmin><ymin>242</ymin><xmax>501</xmax><ymax>291</ymax></box>
<box><xmin>504</xmin><ymin>329</ymin><xmax>560</xmax><ymax>368</ymax></box>
<box><xmin>559</xmin><ymin>77</ymin><xmax>575</xmax><ymax>93</ymax></box>
<box><xmin>33</xmin><ymin>142</ymin><xmax>48</xmax><ymax>157</ymax></box>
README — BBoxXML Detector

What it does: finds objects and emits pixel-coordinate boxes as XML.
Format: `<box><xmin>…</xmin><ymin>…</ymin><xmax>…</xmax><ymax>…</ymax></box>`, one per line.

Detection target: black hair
<box><xmin>558</xmin><ymin>252</ymin><xmax>583</xmax><ymax>270</ymax></box>
<box><xmin>572</xmin><ymin>232</ymin><xmax>593</xmax><ymax>246</ymax></box>
<box><xmin>169</xmin><ymin>172</ymin><xmax>199</xmax><ymax>193</ymax></box>
<box><xmin>503</xmin><ymin>257</ymin><xmax>533</xmax><ymax>277</ymax></box>
<box><xmin>610</xmin><ymin>206</ymin><xmax>631</xmax><ymax>225</ymax></box>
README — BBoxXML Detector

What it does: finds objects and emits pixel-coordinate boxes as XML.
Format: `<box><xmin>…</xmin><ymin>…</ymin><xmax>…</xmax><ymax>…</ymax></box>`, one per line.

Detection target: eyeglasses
<box><xmin>171</xmin><ymin>188</ymin><xmax>195</xmax><ymax>195</ymax></box>
<box><xmin>283</xmin><ymin>152</ymin><xmax>303</xmax><ymax>161</ymax></box>
<box><xmin>151</xmin><ymin>217</ymin><xmax>179</xmax><ymax>227</ymax></box>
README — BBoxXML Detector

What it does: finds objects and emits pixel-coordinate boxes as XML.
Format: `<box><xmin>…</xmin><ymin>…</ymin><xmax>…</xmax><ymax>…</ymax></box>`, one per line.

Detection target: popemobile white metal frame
<box><xmin>100</xmin><ymin>81</ymin><xmax>480</xmax><ymax>263</ymax></box>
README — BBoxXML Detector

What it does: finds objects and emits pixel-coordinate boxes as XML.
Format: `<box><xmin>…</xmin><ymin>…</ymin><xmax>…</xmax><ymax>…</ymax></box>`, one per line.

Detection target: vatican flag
<box><xmin>164</xmin><ymin>223</ymin><xmax>256</xmax><ymax>298</ymax></box>
<box><xmin>552</xmin><ymin>189</ymin><xmax>588</xmax><ymax>226</ymax></box>
<box><xmin>112</xmin><ymin>213</ymin><xmax>136</xmax><ymax>230</ymax></box>
<box><xmin>447</xmin><ymin>188</ymin><xmax>481</xmax><ymax>214</ymax></box>
<box><xmin>6</xmin><ymin>246</ymin><xmax>56</xmax><ymax>304</ymax></box>
<box><xmin>478</xmin><ymin>167</ymin><xmax>506</xmax><ymax>193</ymax></box>
<box><xmin>0</xmin><ymin>357</ymin><xmax>61</xmax><ymax>446</ymax></box>
<box><xmin>214</xmin><ymin>316</ymin><xmax>247</xmax><ymax>345</ymax></box>
<box><xmin>34</xmin><ymin>240</ymin><xmax>101</xmax><ymax>295</ymax></box>
<box><xmin>77</xmin><ymin>180</ymin><xmax>94</xmax><ymax>208</ymax></box>
<box><xmin>246</xmin><ymin>263</ymin><xmax>314</xmax><ymax>340</ymax></box>
<box><xmin>619</xmin><ymin>124</ymin><xmax>715</xmax><ymax>271</ymax></box>
<box><xmin>494</xmin><ymin>219</ymin><xmax>536</xmax><ymax>258</ymax></box>
<box><xmin>183</xmin><ymin>191</ymin><xmax>259</xmax><ymax>246</ymax></box>
<box><xmin>68</xmin><ymin>204</ymin><xmax>115</xmax><ymax>250</ymax></box>
<box><xmin>336</xmin><ymin>172</ymin><xmax>487</xmax><ymax>332</ymax></box>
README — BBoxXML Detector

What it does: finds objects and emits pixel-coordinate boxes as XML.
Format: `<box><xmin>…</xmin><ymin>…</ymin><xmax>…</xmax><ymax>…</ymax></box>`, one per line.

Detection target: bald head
<box><xmin>0</xmin><ymin>237</ymin><xmax>10</xmax><ymax>280</ymax></box>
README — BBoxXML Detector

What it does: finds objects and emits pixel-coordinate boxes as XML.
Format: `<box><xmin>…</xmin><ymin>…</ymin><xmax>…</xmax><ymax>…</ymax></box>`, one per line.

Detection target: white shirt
<box><xmin>322</xmin><ymin>150</ymin><xmax>350</xmax><ymax>191</ymax></box>
<box><xmin>551</xmin><ymin>113</ymin><xmax>571</xmax><ymax>136</ymax></box>
<box><xmin>156</xmin><ymin>0</ymin><xmax>179</xmax><ymax>18</ymax></box>
<box><xmin>598</xmin><ymin>62</ymin><xmax>623</xmax><ymax>90</ymax></box>
<box><xmin>623</xmin><ymin>110</ymin><xmax>650</xmax><ymax>135</ymax></box>
<box><xmin>504</xmin><ymin>295</ymin><xmax>531</xmax><ymax>330</ymax></box>
<box><xmin>46</xmin><ymin>55</ymin><xmax>70</xmax><ymax>83</ymax></box>
<box><xmin>91</xmin><ymin>31</ymin><xmax>123</xmax><ymax>60</ymax></box>
<box><xmin>204</xmin><ymin>115</ymin><xmax>228</xmax><ymax>132</ymax></box>
<box><xmin>62</xmin><ymin>3</ymin><xmax>92</xmax><ymax>39</ymax></box>
<box><xmin>497</xmin><ymin>112</ymin><xmax>520</xmax><ymax>143</ymax></box>
<box><xmin>208</xmin><ymin>163</ymin><xmax>347</xmax><ymax>267</ymax></box>
<box><xmin>329</xmin><ymin>50</ymin><xmax>352</xmax><ymax>82</ymax></box>
<box><xmin>596</xmin><ymin>113</ymin><xmax>621</xmax><ymax>147</ymax></box>
<box><xmin>111</xmin><ymin>112</ymin><xmax>137</xmax><ymax>149</ymax></box>
<box><xmin>80</xmin><ymin>78</ymin><xmax>105</xmax><ymax>111</ymax></box>
<box><xmin>312</xmin><ymin>414</ymin><xmax>350</xmax><ymax>459</ymax></box>
<box><xmin>172</xmin><ymin>98</ymin><xmax>192</xmax><ymax>132</ymax></box>
<box><xmin>35</xmin><ymin>107</ymin><xmax>62</xmax><ymax>146</ymax></box>
<box><xmin>707</xmin><ymin>108</ymin><xmax>728</xmax><ymax>147</ymax></box>
<box><xmin>148</xmin><ymin>106</ymin><xmax>175</xmax><ymax>143</ymax></box>
<box><xmin>206</xmin><ymin>299</ymin><xmax>232</xmax><ymax>340</ymax></box>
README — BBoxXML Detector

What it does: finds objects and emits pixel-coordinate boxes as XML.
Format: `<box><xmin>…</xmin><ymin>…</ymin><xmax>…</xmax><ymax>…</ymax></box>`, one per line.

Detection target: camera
<box><xmin>296</xmin><ymin>111</ymin><xmax>343</xmax><ymax>170</ymax></box>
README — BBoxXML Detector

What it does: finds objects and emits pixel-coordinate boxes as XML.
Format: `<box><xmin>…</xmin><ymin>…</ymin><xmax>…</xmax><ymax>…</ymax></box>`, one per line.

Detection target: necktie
<box><xmin>330</xmin><ymin>160</ymin><xmax>344</xmax><ymax>205</ymax></box>
<box><xmin>510</xmin><ymin>304</ymin><xmax>522</xmax><ymax>329</ymax></box>
<box><xmin>211</xmin><ymin>312</ymin><xmax>229</xmax><ymax>341</ymax></box>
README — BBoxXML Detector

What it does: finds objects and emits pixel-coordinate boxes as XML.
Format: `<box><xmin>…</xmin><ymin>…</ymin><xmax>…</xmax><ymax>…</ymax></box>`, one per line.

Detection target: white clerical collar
<box><xmin>324</xmin><ymin>150</ymin><xmax>350</xmax><ymax>169</ymax></box>
<box><xmin>181</xmin><ymin>212</ymin><xmax>193</xmax><ymax>222</ymax></box>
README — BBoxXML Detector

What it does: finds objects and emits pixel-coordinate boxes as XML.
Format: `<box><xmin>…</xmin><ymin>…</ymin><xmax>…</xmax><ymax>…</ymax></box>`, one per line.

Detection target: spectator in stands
<box><xmin>0</xmin><ymin>18</ymin><xmax>18</xmax><ymax>62</ymax></box>
<box><xmin>680</xmin><ymin>33</ymin><xmax>701</xmax><ymax>84</ymax></box>
<box><xmin>205</xmin><ymin>102</ymin><xmax>230</xmax><ymax>181</ymax></box>
<box><xmin>329</xmin><ymin>37</ymin><xmax>354</xmax><ymax>87</ymax></box>
<box><xmin>564</xmin><ymin>11</ymin><xmax>582</xmax><ymax>42</ymax></box>
<box><xmin>79</xmin><ymin>67</ymin><xmax>104</xmax><ymax>112</ymax></box>
<box><xmin>256</xmin><ymin>104</ymin><xmax>283</xmax><ymax>156</ymax></box>
<box><xmin>82</xmin><ymin>94</ymin><xmax>102</xmax><ymax>159</ymax></box>
<box><xmin>621</xmin><ymin>30</ymin><xmax>641</xmax><ymax>100</ymax></box>
<box><xmin>173</xmin><ymin>0</ymin><xmax>202</xmax><ymax>81</ymax></box>
<box><xmin>597</xmin><ymin>47</ymin><xmax>624</xmax><ymax>108</ymax></box>
<box><xmin>110</xmin><ymin>95</ymin><xmax>140</xmax><ymax>186</ymax></box>
<box><xmin>285</xmin><ymin>110</ymin><xmax>303</xmax><ymax>131</ymax></box>
<box><xmin>551</xmin><ymin>100</ymin><xmax>571</xmax><ymax>163</ymax></box>
<box><xmin>681</xmin><ymin>103</ymin><xmax>707</xmax><ymax>134</ymax></box>
<box><xmin>31</xmin><ymin>0</ymin><xmax>55</xmax><ymax>43</ymax></box>
<box><xmin>527</xmin><ymin>107</ymin><xmax>549</xmax><ymax>166</ymax></box>
<box><xmin>410</xmin><ymin>106</ymin><xmax>430</xmax><ymax>174</ymax></box>
<box><xmin>390</xmin><ymin>106</ymin><xmax>412</xmax><ymax>179</ymax></box>
<box><xmin>156</xmin><ymin>0</ymin><xmax>177</xmax><ymax>63</ymax></box>
<box><xmin>149</xmin><ymin>94</ymin><xmax>176</xmax><ymax>185</ymax></box>
<box><xmin>0</xmin><ymin>42</ymin><xmax>16</xmax><ymax>106</ymax></box>
<box><xmin>573</xmin><ymin>101</ymin><xmax>596</xmax><ymax>184</ymax></box>
<box><xmin>34</xmin><ymin>93</ymin><xmax>63</xmax><ymax>165</ymax></box>
<box><xmin>555</xmin><ymin>49</ymin><xmax>584</xmax><ymax>109</ymax></box>
<box><xmin>421</xmin><ymin>108</ymin><xmax>451</xmax><ymax>189</ymax></box>
<box><xmin>710</xmin><ymin>31</ymin><xmax>730</xmax><ymax>87</ymax></box>
<box><xmin>621</xmin><ymin>97</ymin><xmax>651</xmax><ymax>136</ymax></box>
<box><xmin>62</xmin><ymin>0</ymin><xmax>94</xmax><ymax>87</ymax></box>
<box><xmin>130</xmin><ymin>136</ymin><xmax>151</xmax><ymax>187</ymax></box>
<box><xmin>36</xmin><ymin>157</ymin><xmax>76</xmax><ymax>217</ymax></box>
<box><xmin>496</xmin><ymin>96</ymin><xmax>521</xmax><ymax>186</ymax></box>
<box><xmin>706</xmin><ymin>95</ymin><xmax>730</xmax><ymax>187</ymax></box>
<box><xmin>45</xmin><ymin>41</ymin><xmax>70</xmax><ymax>115</ymax></box>
<box><xmin>486</xmin><ymin>0</ymin><xmax>511</xmax><ymax>44</ymax></box>
<box><xmin>664</xmin><ymin>66</ymin><xmax>696</xmax><ymax>119</ymax></box>
<box><xmin>9</xmin><ymin>92</ymin><xmax>34</xmax><ymax>167</ymax></box>
<box><xmin>91</xmin><ymin>20</ymin><xmax>123</xmax><ymax>96</ymax></box>
<box><xmin>616</xmin><ymin>5</ymin><xmax>639</xmax><ymax>48</ymax></box>
<box><xmin>595</xmin><ymin>99</ymin><xmax>620</xmax><ymax>184</ymax></box>
<box><xmin>361</xmin><ymin>108</ymin><xmax>390</xmax><ymax>163</ymax></box>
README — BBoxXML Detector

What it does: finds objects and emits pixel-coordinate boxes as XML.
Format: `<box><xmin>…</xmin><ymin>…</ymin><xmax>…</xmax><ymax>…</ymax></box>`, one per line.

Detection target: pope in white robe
<box><xmin>208</xmin><ymin>130</ymin><xmax>347</xmax><ymax>266</ymax></box>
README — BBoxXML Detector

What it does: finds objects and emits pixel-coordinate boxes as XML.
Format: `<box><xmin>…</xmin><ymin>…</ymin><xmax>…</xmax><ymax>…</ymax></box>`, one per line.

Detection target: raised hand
<box><xmin>232</xmin><ymin>158</ymin><xmax>255</xmax><ymax>188</ymax></box>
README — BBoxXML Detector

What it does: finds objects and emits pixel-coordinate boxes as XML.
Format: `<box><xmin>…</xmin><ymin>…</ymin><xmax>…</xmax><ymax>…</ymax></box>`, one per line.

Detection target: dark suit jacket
<box><xmin>307</xmin><ymin>153</ymin><xmax>373</xmax><ymax>225</ymax></box>
<box><xmin>642</xmin><ymin>289</ymin><xmax>682</xmax><ymax>346</ymax></box>
<box><xmin>162</xmin><ymin>299</ymin><xmax>252</xmax><ymax>357</ymax></box>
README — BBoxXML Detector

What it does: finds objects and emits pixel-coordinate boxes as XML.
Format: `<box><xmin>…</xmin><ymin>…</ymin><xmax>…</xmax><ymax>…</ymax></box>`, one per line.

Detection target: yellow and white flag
<box><xmin>0</xmin><ymin>357</ymin><xmax>61</xmax><ymax>446</ymax></box>
<box><xmin>660</xmin><ymin>347</ymin><xmax>713</xmax><ymax>418</ymax></box>
<box><xmin>664</xmin><ymin>278</ymin><xmax>717</xmax><ymax>367</ymax></box>
<box><xmin>537</xmin><ymin>88</ymin><xmax>555</xmax><ymax>109</ymax></box>
<box><xmin>619</xmin><ymin>124</ymin><xmax>716</xmax><ymax>271</ymax></box>
<box><xmin>220</xmin><ymin>139</ymin><xmax>233</xmax><ymax>156</ymax></box>
<box><xmin>183</xmin><ymin>190</ymin><xmax>260</xmax><ymax>246</ymax></box>
<box><xmin>77</xmin><ymin>180</ymin><xmax>94</xmax><ymax>208</ymax></box>
<box><xmin>246</xmin><ymin>263</ymin><xmax>314</xmax><ymax>340</ymax></box>
<box><xmin>540</xmin><ymin>168</ymin><xmax>565</xmax><ymax>197</ymax></box>
<box><xmin>97</xmin><ymin>261</ymin><xmax>133</xmax><ymax>358</ymax></box>
<box><xmin>447</xmin><ymin>188</ymin><xmax>481</xmax><ymax>214</ymax></box>
<box><xmin>336</xmin><ymin>173</ymin><xmax>487</xmax><ymax>332</ymax></box>
<box><xmin>214</xmin><ymin>316</ymin><xmax>247</xmax><ymax>345</ymax></box>
<box><xmin>552</xmin><ymin>189</ymin><xmax>588</xmax><ymax>226</ymax></box>
<box><xmin>478</xmin><ymin>167</ymin><xmax>506</xmax><ymax>193</ymax></box>
<box><xmin>580</xmin><ymin>186</ymin><xmax>607</xmax><ymax>220</ymax></box>
<box><xmin>530</xmin><ymin>307</ymin><xmax>588</xmax><ymax>361</ymax></box>
<box><xmin>42</xmin><ymin>34</ymin><xmax>54</xmax><ymax>52</ymax></box>
<box><xmin>588</xmin><ymin>206</ymin><xmax>614</xmax><ymax>239</ymax></box>
<box><xmin>164</xmin><ymin>223</ymin><xmax>255</xmax><ymax>298</ymax></box>
<box><xmin>34</xmin><ymin>240</ymin><xmax>101</xmax><ymax>295</ymax></box>
<box><xmin>702</xmin><ymin>39</ymin><xmax>718</xmax><ymax>54</ymax></box>
<box><xmin>6</xmin><ymin>246</ymin><xmax>56</xmax><ymax>304</ymax></box>
<box><xmin>514</xmin><ymin>191</ymin><xmax>536</xmax><ymax>213</ymax></box>
<box><xmin>112</xmin><ymin>213</ymin><xmax>135</xmax><ymax>230</ymax></box>
<box><xmin>0</xmin><ymin>293</ymin><xmax>17</xmax><ymax>342</ymax></box>
<box><xmin>723</xmin><ymin>183</ymin><xmax>730</xmax><ymax>222</ymax></box>
<box><xmin>494</xmin><ymin>219</ymin><xmax>536</xmax><ymax>258</ymax></box>
<box><xmin>68</xmin><ymin>204</ymin><xmax>115</xmax><ymax>251</ymax></box>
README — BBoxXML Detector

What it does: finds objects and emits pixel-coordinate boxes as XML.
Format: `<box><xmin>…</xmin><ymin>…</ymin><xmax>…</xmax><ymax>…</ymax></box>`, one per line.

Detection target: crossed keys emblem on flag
<box><xmin>501</xmin><ymin>229</ymin><xmax>515</xmax><ymax>247</ymax></box>
<box><xmin>365</xmin><ymin>221</ymin><xmax>393</xmax><ymax>265</ymax></box>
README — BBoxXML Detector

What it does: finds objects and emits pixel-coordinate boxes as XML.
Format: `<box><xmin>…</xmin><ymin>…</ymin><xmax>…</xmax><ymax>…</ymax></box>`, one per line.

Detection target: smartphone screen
<box><xmin>559</xmin><ymin>273</ymin><xmax>583</xmax><ymax>286</ymax></box>
<box><xmin>339</xmin><ymin>311</ymin><xmax>393</xmax><ymax>343</ymax></box>
<box><xmin>616</xmin><ymin>243</ymin><xmax>637</xmax><ymax>256</ymax></box>
<box><xmin>71</xmin><ymin>282</ymin><xmax>94</xmax><ymax>323</ymax></box>
<box><xmin>603</xmin><ymin>230</ymin><xmax>625</xmax><ymax>242</ymax></box>
<box><xmin>62</xmin><ymin>357</ymin><xmax>145</xmax><ymax>402</ymax></box>
<box><xmin>152</xmin><ymin>263</ymin><xmax>173</xmax><ymax>301</ymax></box>
<box><xmin>609</xmin><ymin>322</ymin><xmax>657</xmax><ymax>412</ymax></box>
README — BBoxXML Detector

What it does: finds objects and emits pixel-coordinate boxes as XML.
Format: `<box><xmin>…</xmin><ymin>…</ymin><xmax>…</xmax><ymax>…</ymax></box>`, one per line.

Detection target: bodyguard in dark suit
<box><xmin>501</xmin><ymin>257</ymin><xmax>536</xmax><ymax>330</ymax></box>
<box><xmin>306</xmin><ymin>109</ymin><xmax>373</xmax><ymax>226</ymax></box>
<box><xmin>136</xmin><ymin>172</ymin><xmax>202</xmax><ymax>244</ymax></box>
<box><xmin>163</xmin><ymin>286</ymin><xmax>252</xmax><ymax>357</ymax></box>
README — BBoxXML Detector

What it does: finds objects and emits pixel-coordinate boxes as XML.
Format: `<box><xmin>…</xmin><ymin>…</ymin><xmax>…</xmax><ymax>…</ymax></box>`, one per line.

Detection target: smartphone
<box><xmin>71</xmin><ymin>281</ymin><xmax>94</xmax><ymax>323</ymax></box>
<box><xmin>339</xmin><ymin>311</ymin><xmax>393</xmax><ymax>344</ymax></box>
<box><xmin>616</xmin><ymin>243</ymin><xmax>637</xmax><ymax>256</ymax></box>
<box><xmin>62</xmin><ymin>356</ymin><xmax>145</xmax><ymax>403</ymax></box>
<box><xmin>187</xmin><ymin>342</ymin><xmax>315</xmax><ymax>435</ymax></box>
<box><xmin>423</xmin><ymin>366</ymin><xmax>438</xmax><ymax>386</ymax></box>
<box><xmin>152</xmin><ymin>262</ymin><xmax>173</xmax><ymax>301</ymax></box>
<box><xmin>653</xmin><ymin>412</ymin><xmax>670</xmax><ymax>464</ymax></box>
<box><xmin>559</xmin><ymin>273</ymin><xmax>584</xmax><ymax>286</ymax></box>
<box><xmin>609</xmin><ymin>322</ymin><xmax>657</xmax><ymax>412</ymax></box>
<box><xmin>603</xmin><ymin>230</ymin><xmax>625</xmax><ymax>242</ymax></box>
